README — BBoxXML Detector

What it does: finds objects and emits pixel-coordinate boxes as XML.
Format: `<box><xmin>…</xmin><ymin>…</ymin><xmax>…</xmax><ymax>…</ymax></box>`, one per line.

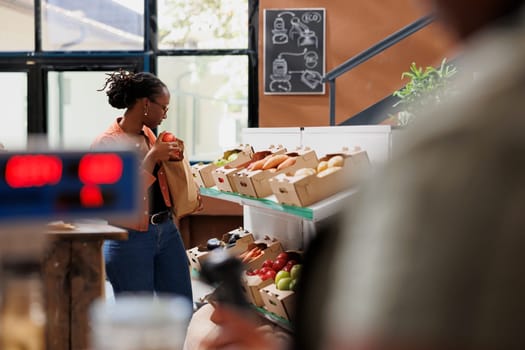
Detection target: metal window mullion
<box><xmin>27</xmin><ymin>66</ymin><xmax>47</xmax><ymax>136</ymax></box>
<box><xmin>145</xmin><ymin>0</ymin><xmax>157</xmax><ymax>73</ymax></box>
<box><xmin>248</xmin><ymin>0</ymin><xmax>259</xmax><ymax>127</ymax></box>
<box><xmin>34</xmin><ymin>0</ymin><xmax>42</xmax><ymax>52</ymax></box>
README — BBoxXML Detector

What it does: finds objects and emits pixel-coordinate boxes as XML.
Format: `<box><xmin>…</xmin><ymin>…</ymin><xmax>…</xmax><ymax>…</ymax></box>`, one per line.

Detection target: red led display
<box><xmin>5</xmin><ymin>155</ymin><xmax>63</xmax><ymax>188</ymax></box>
<box><xmin>80</xmin><ymin>184</ymin><xmax>104</xmax><ymax>208</ymax></box>
<box><xmin>78</xmin><ymin>153</ymin><xmax>123</xmax><ymax>185</ymax></box>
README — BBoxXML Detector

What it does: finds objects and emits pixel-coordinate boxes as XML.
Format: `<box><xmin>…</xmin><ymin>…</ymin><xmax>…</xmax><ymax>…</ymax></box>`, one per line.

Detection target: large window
<box><xmin>157</xmin><ymin>0</ymin><xmax>251</xmax><ymax>160</ymax></box>
<box><xmin>0</xmin><ymin>73</ymin><xmax>28</xmax><ymax>149</ymax></box>
<box><xmin>0</xmin><ymin>0</ymin><xmax>256</xmax><ymax>161</ymax></box>
<box><xmin>158</xmin><ymin>0</ymin><xmax>248</xmax><ymax>50</ymax></box>
<box><xmin>41</xmin><ymin>0</ymin><xmax>144</xmax><ymax>51</ymax></box>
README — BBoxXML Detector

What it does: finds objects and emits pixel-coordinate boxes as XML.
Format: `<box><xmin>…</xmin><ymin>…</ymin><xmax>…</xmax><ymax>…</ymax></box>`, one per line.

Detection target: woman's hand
<box><xmin>142</xmin><ymin>132</ymin><xmax>184</xmax><ymax>172</ymax></box>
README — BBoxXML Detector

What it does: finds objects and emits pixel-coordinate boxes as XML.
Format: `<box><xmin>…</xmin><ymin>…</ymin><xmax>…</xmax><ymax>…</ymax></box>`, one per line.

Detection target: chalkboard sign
<box><xmin>263</xmin><ymin>8</ymin><xmax>326</xmax><ymax>95</ymax></box>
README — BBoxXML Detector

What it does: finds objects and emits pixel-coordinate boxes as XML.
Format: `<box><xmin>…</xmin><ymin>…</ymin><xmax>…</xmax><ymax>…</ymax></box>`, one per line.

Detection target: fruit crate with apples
<box><xmin>211</xmin><ymin>145</ymin><xmax>255</xmax><ymax>192</ymax></box>
<box><xmin>269</xmin><ymin>147</ymin><xmax>370</xmax><ymax>207</ymax></box>
<box><xmin>260</xmin><ymin>284</ymin><xmax>296</xmax><ymax>321</ymax></box>
<box><xmin>232</xmin><ymin>148</ymin><xmax>319</xmax><ymax>199</ymax></box>
<box><xmin>186</xmin><ymin>228</ymin><xmax>255</xmax><ymax>272</ymax></box>
<box><xmin>241</xmin><ymin>274</ymin><xmax>274</xmax><ymax>306</ymax></box>
<box><xmin>241</xmin><ymin>250</ymin><xmax>302</xmax><ymax>307</ymax></box>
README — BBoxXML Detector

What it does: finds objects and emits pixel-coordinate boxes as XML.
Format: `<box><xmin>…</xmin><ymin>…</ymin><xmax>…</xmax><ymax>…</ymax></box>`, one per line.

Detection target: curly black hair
<box><xmin>99</xmin><ymin>69</ymin><xmax>167</xmax><ymax>109</ymax></box>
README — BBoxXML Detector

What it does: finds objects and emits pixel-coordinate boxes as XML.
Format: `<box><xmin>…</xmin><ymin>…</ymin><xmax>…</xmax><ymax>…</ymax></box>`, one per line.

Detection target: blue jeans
<box><xmin>103</xmin><ymin>217</ymin><xmax>193</xmax><ymax>303</ymax></box>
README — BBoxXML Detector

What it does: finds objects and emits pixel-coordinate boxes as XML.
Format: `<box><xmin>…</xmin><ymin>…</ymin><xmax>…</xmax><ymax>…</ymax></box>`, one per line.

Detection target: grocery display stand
<box><xmin>203</xmin><ymin>125</ymin><xmax>393</xmax><ymax>250</ymax></box>
<box><xmin>197</xmin><ymin>125</ymin><xmax>393</xmax><ymax>331</ymax></box>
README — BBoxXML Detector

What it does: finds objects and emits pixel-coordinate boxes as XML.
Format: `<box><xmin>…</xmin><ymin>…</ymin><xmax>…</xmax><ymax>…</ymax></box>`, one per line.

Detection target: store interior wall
<box><xmin>258</xmin><ymin>0</ymin><xmax>460</xmax><ymax>127</ymax></box>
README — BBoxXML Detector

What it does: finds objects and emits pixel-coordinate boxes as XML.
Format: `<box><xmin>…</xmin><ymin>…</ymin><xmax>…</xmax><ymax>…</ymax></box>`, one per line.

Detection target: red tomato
<box><xmin>262</xmin><ymin>269</ymin><xmax>276</xmax><ymax>281</ymax></box>
<box><xmin>161</xmin><ymin>132</ymin><xmax>177</xmax><ymax>142</ymax></box>
<box><xmin>272</xmin><ymin>258</ymin><xmax>287</xmax><ymax>272</ymax></box>
<box><xmin>276</xmin><ymin>252</ymin><xmax>289</xmax><ymax>262</ymax></box>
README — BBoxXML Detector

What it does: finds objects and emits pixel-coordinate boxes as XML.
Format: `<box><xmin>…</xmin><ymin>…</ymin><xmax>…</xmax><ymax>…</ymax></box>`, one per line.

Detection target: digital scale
<box><xmin>0</xmin><ymin>150</ymin><xmax>141</xmax><ymax>223</ymax></box>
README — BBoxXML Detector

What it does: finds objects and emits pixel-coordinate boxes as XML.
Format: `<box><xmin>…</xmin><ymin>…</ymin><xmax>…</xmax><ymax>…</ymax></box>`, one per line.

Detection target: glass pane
<box><xmin>0</xmin><ymin>73</ymin><xmax>27</xmax><ymax>150</ymax></box>
<box><xmin>158</xmin><ymin>0</ymin><xmax>248</xmax><ymax>50</ymax></box>
<box><xmin>158</xmin><ymin>56</ymin><xmax>248</xmax><ymax>161</ymax></box>
<box><xmin>41</xmin><ymin>0</ymin><xmax>144</xmax><ymax>51</ymax></box>
<box><xmin>48</xmin><ymin>71</ymin><xmax>120</xmax><ymax>150</ymax></box>
<box><xmin>0</xmin><ymin>1</ymin><xmax>34</xmax><ymax>51</ymax></box>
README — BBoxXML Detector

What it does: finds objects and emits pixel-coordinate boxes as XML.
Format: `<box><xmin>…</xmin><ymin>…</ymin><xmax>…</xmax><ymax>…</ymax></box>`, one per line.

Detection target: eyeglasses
<box><xmin>149</xmin><ymin>99</ymin><xmax>169</xmax><ymax>114</ymax></box>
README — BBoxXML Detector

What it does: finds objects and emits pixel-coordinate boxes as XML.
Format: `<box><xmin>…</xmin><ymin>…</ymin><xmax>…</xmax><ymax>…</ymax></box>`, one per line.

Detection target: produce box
<box><xmin>269</xmin><ymin>148</ymin><xmax>370</xmax><ymax>207</ymax></box>
<box><xmin>191</xmin><ymin>162</ymin><xmax>217</xmax><ymax>188</ymax></box>
<box><xmin>260</xmin><ymin>283</ymin><xmax>296</xmax><ymax>321</ymax></box>
<box><xmin>186</xmin><ymin>228</ymin><xmax>255</xmax><ymax>272</ymax></box>
<box><xmin>241</xmin><ymin>274</ymin><xmax>273</xmax><ymax>307</ymax></box>
<box><xmin>241</xmin><ymin>250</ymin><xmax>303</xmax><ymax>307</ymax></box>
<box><xmin>211</xmin><ymin>145</ymin><xmax>255</xmax><ymax>192</ymax></box>
<box><xmin>232</xmin><ymin>148</ymin><xmax>318</xmax><ymax>198</ymax></box>
<box><xmin>186</xmin><ymin>246</ymin><xmax>210</xmax><ymax>272</ymax></box>
<box><xmin>239</xmin><ymin>236</ymin><xmax>284</xmax><ymax>271</ymax></box>
<box><xmin>222</xmin><ymin>228</ymin><xmax>256</xmax><ymax>256</ymax></box>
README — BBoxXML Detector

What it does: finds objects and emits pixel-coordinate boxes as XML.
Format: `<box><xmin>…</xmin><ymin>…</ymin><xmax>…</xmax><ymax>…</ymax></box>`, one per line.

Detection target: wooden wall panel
<box><xmin>258</xmin><ymin>0</ymin><xmax>459</xmax><ymax>126</ymax></box>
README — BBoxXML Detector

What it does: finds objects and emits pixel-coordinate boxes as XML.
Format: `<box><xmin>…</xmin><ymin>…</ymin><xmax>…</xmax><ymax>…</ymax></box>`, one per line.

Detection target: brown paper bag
<box><xmin>162</xmin><ymin>156</ymin><xmax>201</xmax><ymax>219</ymax></box>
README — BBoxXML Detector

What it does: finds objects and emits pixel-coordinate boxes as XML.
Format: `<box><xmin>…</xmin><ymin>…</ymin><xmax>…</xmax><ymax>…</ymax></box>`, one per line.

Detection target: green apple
<box><xmin>290</xmin><ymin>264</ymin><xmax>302</xmax><ymax>280</ymax></box>
<box><xmin>289</xmin><ymin>278</ymin><xmax>298</xmax><ymax>291</ymax></box>
<box><xmin>213</xmin><ymin>158</ymin><xmax>227</xmax><ymax>166</ymax></box>
<box><xmin>227</xmin><ymin>152</ymin><xmax>239</xmax><ymax>162</ymax></box>
<box><xmin>274</xmin><ymin>270</ymin><xmax>290</xmax><ymax>285</ymax></box>
<box><xmin>277</xmin><ymin>277</ymin><xmax>292</xmax><ymax>291</ymax></box>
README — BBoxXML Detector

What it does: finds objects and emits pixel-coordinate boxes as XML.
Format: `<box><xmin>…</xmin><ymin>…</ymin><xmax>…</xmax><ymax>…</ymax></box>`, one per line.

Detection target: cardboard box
<box><xmin>241</xmin><ymin>274</ymin><xmax>273</xmax><ymax>307</ymax></box>
<box><xmin>232</xmin><ymin>148</ymin><xmax>319</xmax><ymax>198</ymax></box>
<box><xmin>260</xmin><ymin>283</ymin><xmax>296</xmax><ymax>321</ymax></box>
<box><xmin>211</xmin><ymin>145</ymin><xmax>255</xmax><ymax>192</ymax></box>
<box><xmin>269</xmin><ymin>148</ymin><xmax>370</xmax><ymax>207</ymax></box>
<box><xmin>186</xmin><ymin>246</ymin><xmax>210</xmax><ymax>272</ymax></box>
<box><xmin>191</xmin><ymin>162</ymin><xmax>218</xmax><ymax>188</ymax></box>
<box><xmin>222</xmin><ymin>228</ymin><xmax>256</xmax><ymax>256</ymax></box>
<box><xmin>243</xmin><ymin>237</ymin><xmax>284</xmax><ymax>271</ymax></box>
<box><xmin>186</xmin><ymin>228</ymin><xmax>255</xmax><ymax>272</ymax></box>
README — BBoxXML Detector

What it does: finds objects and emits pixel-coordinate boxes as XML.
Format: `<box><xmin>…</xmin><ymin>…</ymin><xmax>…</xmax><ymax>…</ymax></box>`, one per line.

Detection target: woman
<box><xmin>92</xmin><ymin>70</ymin><xmax>192</xmax><ymax>302</ymax></box>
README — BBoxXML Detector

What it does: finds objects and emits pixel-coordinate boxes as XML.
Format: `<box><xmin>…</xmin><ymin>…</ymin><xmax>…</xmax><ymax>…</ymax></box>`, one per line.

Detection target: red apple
<box><xmin>272</xmin><ymin>258</ymin><xmax>287</xmax><ymax>272</ymax></box>
<box><xmin>276</xmin><ymin>252</ymin><xmax>289</xmax><ymax>262</ymax></box>
<box><xmin>262</xmin><ymin>269</ymin><xmax>276</xmax><ymax>281</ymax></box>
<box><xmin>161</xmin><ymin>132</ymin><xmax>177</xmax><ymax>142</ymax></box>
<box><xmin>262</xmin><ymin>259</ymin><xmax>273</xmax><ymax>268</ymax></box>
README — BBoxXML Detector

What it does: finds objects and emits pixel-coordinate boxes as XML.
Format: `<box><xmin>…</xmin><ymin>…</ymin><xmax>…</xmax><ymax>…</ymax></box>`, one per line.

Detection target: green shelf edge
<box><xmin>199</xmin><ymin>187</ymin><xmax>313</xmax><ymax>220</ymax></box>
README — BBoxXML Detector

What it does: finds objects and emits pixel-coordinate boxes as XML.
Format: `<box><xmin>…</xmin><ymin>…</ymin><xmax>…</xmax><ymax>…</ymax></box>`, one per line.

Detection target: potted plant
<box><xmin>389</xmin><ymin>58</ymin><xmax>458</xmax><ymax>127</ymax></box>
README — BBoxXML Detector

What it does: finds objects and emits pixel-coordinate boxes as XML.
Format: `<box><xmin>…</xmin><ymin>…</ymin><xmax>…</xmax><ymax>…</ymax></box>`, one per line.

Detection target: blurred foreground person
<box><xmin>324</xmin><ymin>0</ymin><xmax>525</xmax><ymax>349</ymax></box>
<box><xmin>198</xmin><ymin>0</ymin><xmax>525</xmax><ymax>349</ymax></box>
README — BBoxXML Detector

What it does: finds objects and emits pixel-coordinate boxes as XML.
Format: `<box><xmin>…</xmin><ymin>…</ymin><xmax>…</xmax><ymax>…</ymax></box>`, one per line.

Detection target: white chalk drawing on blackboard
<box><xmin>304</xmin><ymin>51</ymin><xmax>319</xmax><ymax>69</ymax></box>
<box><xmin>290</xmin><ymin>17</ymin><xmax>318</xmax><ymax>48</ymax></box>
<box><xmin>271</xmin><ymin>16</ymin><xmax>288</xmax><ymax>44</ymax></box>
<box><xmin>269</xmin><ymin>49</ymin><xmax>321</xmax><ymax>92</ymax></box>
<box><xmin>271</xmin><ymin>11</ymin><xmax>320</xmax><ymax>48</ymax></box>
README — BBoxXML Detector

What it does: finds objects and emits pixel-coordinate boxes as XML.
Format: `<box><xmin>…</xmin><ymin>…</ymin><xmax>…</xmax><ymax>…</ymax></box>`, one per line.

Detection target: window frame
<box><xmin>0</xmin><ymin>0</ymin><xmax>258</xmax><ymax>140</ymax></box>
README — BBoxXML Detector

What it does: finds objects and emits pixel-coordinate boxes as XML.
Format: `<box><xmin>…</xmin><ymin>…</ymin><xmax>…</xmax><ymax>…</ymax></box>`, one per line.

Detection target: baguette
<box><xmin>262</xmin><ymin>154</ymin><xmax>289</xmax><ymax>170</ymax></box>
<box><xmin>247</xmin><ymin>157</ymin><xmax>268</xmax><ymax>171</ymax></box>
<box><xmin>276</xmin><ymin>156</ymin><xmax>297</xmax><ymax>171</ymax></box>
